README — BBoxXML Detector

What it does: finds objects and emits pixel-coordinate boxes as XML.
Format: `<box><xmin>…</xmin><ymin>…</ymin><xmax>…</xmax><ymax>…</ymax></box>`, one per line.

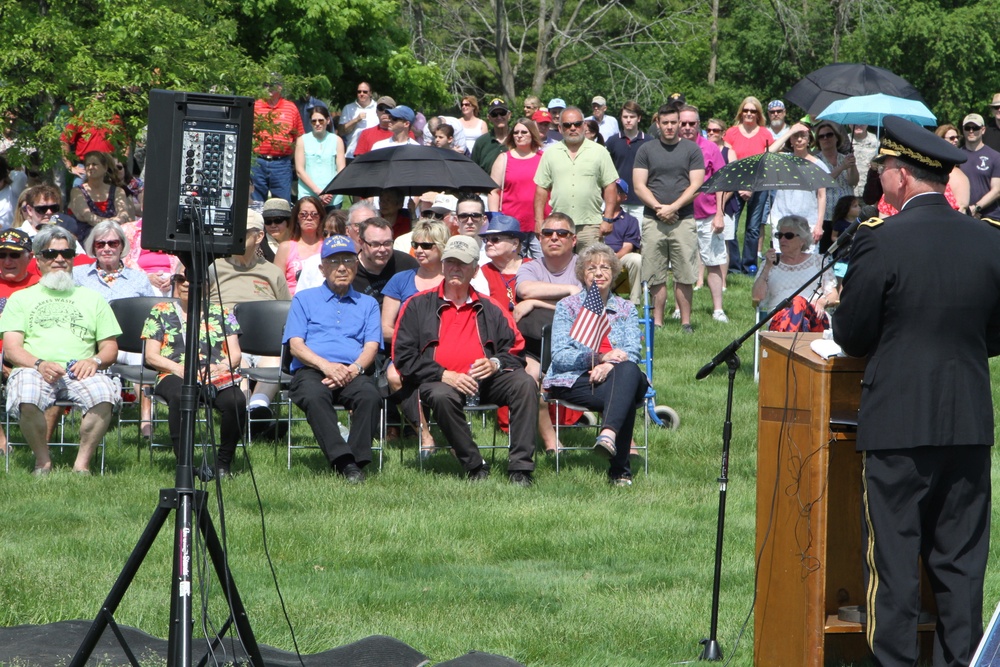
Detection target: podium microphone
<box><xmin>826</xmin><ymin>205</ymin><xmax>878</xmax><ymax>257</ymax></box>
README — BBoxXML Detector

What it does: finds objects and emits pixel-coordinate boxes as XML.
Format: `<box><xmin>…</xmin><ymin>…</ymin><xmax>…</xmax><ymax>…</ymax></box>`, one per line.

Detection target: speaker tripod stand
<box><xmin>69</xmin><ymin>251</ymin><xmax>262</xmax><ymax>667</ymax></box>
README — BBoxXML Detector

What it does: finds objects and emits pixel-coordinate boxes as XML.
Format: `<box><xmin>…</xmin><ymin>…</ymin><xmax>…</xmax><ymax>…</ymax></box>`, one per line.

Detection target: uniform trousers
<box><xmin>862</xmin><ymin>445</ymin><xmax>990</xmax><ymax>667</ymax></box>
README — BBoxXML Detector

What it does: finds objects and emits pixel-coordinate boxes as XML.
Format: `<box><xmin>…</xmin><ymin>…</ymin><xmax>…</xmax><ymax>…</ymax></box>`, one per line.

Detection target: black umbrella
<box><xmin>785</xmin><ymin>63</ymin><xmax>925</xmax><ymax>117</ymax></box>
<box><xmin>700</xmin><ymin>152</ymin><xmax>836</xmax><ymax>193</ymax></box>
<box><xmin>321</xmin><ymin>144</ymin><xmax>499</xmax><ymax>197</ymax></box>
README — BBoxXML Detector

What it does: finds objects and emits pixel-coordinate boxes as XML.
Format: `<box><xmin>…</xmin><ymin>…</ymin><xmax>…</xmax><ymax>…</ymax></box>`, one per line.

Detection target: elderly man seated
<box><xmin>0</xmin><ymin>226</ymin><xmax>121</xmax><ymax>474</ymax></box>
<box><xmin>392</xmin><ymin>235</ymin><xmax>538</xmax><ymax>486</ymax></box>
<box><xmin>283</xmin><ymin>235</ymin><xmax>382</xmax><ymax>483</ymax></box>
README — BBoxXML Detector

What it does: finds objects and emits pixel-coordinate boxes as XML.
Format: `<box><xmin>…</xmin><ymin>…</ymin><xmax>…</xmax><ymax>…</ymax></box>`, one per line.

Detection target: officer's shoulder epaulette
<box><xmin>859</xmin><ymin>216</ymin><xmax>884</xmax><ymax>229</ymax></box>
<box><xmin>983</xmin><ymin>217</ymin><xmax>1000</xmax><ymax>231</ymax></box>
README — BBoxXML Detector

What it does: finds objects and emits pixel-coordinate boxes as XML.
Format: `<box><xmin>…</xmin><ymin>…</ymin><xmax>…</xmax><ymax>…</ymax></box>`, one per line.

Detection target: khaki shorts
<box><xmin>696</xmin><ymin>216</ymin><xmax>728</xmax><ymax>267</ymax></box>
<box><xmin>641</xmin><ymin>215</ymin><xmax>699</xmax><ymax>286</ymax></box>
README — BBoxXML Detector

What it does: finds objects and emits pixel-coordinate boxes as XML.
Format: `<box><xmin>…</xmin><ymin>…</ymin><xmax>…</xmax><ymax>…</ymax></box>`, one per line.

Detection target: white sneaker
<box><xmin>671</xmin><ymin>308</ymin><xmax>681</xmax><ymax>320</ymax></box>
<box><xmin>712</xmin><ymin>310</ymin><xmax>729</xmax><ymax>323</ymax></box>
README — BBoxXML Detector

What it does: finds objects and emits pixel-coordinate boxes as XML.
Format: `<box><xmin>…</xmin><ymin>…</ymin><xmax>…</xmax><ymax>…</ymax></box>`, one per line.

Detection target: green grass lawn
<box><xmin>2</xmin><ymin>273</ymin><xmax>999</xmax><ymax>667</ymax></box>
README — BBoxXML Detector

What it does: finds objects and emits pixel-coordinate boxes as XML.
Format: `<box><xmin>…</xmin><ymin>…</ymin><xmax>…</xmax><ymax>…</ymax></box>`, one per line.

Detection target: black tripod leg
<box><xmin>68</xmin><ymin>494</ymin><xmax>176</xmax><ymax>667</ymax></box>
<box><xmin>197</xmin><ymin>505</ymin><xmax>264</xmax><ymax>667</ymax></box>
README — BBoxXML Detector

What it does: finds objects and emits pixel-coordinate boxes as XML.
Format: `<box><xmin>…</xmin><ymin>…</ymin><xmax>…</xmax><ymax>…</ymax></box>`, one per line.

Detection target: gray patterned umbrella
<box><xmin>700</xmin><ymin>152</ymin><xmax>837</xmax><ymax>193</ymax></box>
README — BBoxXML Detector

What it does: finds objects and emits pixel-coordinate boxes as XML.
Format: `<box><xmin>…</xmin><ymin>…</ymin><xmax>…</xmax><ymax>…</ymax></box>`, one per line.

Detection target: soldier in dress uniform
<box><xmin>834</xmin><ymin>115</ymin><xmax>1000</xmax><ymax>667</ymax></box>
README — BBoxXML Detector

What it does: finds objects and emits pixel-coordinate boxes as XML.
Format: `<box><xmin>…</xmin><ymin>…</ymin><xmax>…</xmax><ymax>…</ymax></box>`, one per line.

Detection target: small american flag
<box><xmin>569</xmin><ymin>283</ymin><xmax>611</xmax><ymax>352</ymax></box>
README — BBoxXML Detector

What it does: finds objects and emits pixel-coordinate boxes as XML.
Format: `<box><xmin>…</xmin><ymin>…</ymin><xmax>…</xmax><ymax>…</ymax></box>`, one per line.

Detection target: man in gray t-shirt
<box><xmin>632</xmin><ymin>105</ymin><xmax>705</xmax><ymax>330</ymax></box>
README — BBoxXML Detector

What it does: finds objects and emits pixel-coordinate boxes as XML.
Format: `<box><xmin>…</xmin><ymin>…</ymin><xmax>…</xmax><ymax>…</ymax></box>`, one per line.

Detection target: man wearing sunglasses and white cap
<box><xmin>0</xmin><ymin>225</ymin><xmax>121</xmax><ymax>475</ymax></box>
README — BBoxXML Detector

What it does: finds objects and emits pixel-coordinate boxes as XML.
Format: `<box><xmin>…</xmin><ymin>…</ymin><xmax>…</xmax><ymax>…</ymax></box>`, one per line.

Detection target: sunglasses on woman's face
<box><xmin>94</xmin><ymin>239</ymin><xmax>122</xmax><ymax>249</ymax></box>
<box><xmin>775</xmin><ymin>232</ymin><xmax>798</xmax><ymax>240</ymax></box>
<box><xmin>411</xmin><ymin>241</ymin><xmax>436</xmax><ymax>250</ymax></box>
<box><xmin>171</xmin><ymin>274</ymin><xmax>189</xmax><ymax>284</ymax></box>
<box><xmin>30</xmin><ymin>203</ymin><xmax>60</xmax><ymax>215</ymax></box>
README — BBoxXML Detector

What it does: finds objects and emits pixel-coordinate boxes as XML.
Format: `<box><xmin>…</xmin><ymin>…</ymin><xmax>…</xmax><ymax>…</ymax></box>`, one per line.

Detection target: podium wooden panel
<box><xmin>753</xmin><ymin>333</ymin><xmax>934</xmax><ymax>666</ymax></box>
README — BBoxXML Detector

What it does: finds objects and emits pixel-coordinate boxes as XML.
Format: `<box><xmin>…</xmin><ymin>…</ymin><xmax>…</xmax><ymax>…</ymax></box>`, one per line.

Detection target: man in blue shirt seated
<box><xmin>283</xmin><ymin>235</ymin><xmax>382</xmax><ymax>483</ymax></box>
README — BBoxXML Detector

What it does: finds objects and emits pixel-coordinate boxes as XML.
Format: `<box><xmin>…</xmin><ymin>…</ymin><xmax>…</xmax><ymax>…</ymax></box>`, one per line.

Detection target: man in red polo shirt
<box><xmin>392</xmin><ymin>235</ymin><xmax>538</xmax><ymax>486</ymax></box>
<box><xmin>252</xmin><ymin>74</ymin><xmax>304</xmax><ymax>203</ymax></box>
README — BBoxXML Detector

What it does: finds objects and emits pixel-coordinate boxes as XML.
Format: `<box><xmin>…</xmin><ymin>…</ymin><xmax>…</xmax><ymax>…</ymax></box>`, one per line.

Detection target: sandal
<box><xmin>593</xmin><ymin>434</ymin><xmax>617</xmax><ymax>459</ymax></box>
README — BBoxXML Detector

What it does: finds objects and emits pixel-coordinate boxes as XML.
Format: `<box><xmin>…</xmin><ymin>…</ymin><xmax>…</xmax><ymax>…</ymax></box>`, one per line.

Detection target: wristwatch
<box><xmin>489</xmin><ymin>357</ymin><xmax>502</xmax><ymax>373</ymax></box>
<box><xmin>602</xmin><ymin>216</ymin><xmax>615</xmax><ymax>223</ymax></box>
<box><xmin>90</xmin><ymin>356</ymin><xmax>102</xmax><ymax>368</ymax></box>
<box><xmin>34</xmin><ymin>359</ymin><xmax>43</xmax><ymax>370</ymax></box>
<box><xmin>352</xmin><ymin>362</ymin><xmax>364</xmax><ymax>375</ymax></box>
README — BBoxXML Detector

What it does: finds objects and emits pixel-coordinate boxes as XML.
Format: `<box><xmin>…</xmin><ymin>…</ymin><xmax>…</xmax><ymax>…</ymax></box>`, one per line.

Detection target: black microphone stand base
<box><xmin>699</xmin><ymin>638</ymin><xmax>723</xmax><ymax>661</ymax></box>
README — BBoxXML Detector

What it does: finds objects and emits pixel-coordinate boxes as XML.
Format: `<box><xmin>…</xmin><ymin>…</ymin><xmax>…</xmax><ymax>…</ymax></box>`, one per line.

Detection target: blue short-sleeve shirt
<box><xmin>283</xmin><ymin>283</ymin><xmax>382</xmax><ymax>371</ymax></box>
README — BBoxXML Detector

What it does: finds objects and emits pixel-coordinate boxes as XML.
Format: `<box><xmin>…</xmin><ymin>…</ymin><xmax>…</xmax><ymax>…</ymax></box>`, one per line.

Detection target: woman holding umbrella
<box><xmin>723</xmin><ymin>97</ymin><xmax>773</xmax><ymax>274</ymax></box>
<box><xmin>768</xmin><ymin>123</ymin><xmax>828</xmax><ymax>249</ymax></box>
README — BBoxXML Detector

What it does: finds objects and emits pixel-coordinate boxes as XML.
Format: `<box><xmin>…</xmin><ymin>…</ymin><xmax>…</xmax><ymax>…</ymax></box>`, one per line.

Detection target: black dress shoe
<box><xmin>468</xmin><ymin>461</ymin><xmax>491</xmax><ymax>481</ymax></box>
<box><xmin>508</xmin><ymin>471</ymin><xmax>533</xmax><ymax>487</ymax></box>
<box><xmin>341</xmin><ymin>463</ymin><xmax>365</xmax><ymax>484</ymax></box>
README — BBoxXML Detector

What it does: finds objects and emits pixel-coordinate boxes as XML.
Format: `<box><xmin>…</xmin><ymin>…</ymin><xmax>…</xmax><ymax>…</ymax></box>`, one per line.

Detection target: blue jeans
<box><xmin>250</xmin><ymin>155</ymin><xmax>293</xmax><ymax>203</ymax></box>
<box><xmin>727</xmin><ymin>190</ymin><xmax>770</xmax><ymax>274</ymax></box>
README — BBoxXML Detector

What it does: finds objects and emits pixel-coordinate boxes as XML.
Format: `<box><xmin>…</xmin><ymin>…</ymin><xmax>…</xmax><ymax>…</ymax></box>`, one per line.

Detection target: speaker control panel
<box><xmin>177</xmin><ymin>120</ymin><xmax>241</xmax><ymax>234</ymax></box>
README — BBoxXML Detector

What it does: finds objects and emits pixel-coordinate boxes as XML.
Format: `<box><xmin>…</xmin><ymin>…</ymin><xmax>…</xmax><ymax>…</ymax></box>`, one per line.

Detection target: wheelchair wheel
<box><xmin>653</xmin><ymin>405</ymin><xmax>680</xmax><ymax>430</ymax></box>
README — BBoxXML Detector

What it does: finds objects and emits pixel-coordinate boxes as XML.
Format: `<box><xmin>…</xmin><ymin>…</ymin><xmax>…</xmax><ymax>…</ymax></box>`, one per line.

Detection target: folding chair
<box><xmin>234</xmin><ymin>300</ymin><xmax>384</xmax><ymax>470</ymax></box>
<box><xmin>414</xmin><ymin>391</ymin><xmax>508</xmax><ymax>469</ymax></box>
<box><xmin>109</xmin><ymin>296</ymin><xmax>176</xmax><ymax>454</ymax></box>
<box><xmin>539</xmin><ymin>323</ymin><xmax>650</xmax><ymax>475</ymax></box>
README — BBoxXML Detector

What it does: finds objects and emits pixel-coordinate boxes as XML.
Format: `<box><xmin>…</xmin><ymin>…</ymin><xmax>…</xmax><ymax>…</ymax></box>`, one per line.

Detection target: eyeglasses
<box><xmin>875</xmin><ymin>162</ymin><xmax>900</xmax><ymax>176</ymax></box>
<box><xmin>511</xmin><ymin>130</ymin><xmax>530</xmax><ymax>136</ymax></box>
<box><xmin>964</xmin><ymin>125</ymin><xmax>983</xmax><ymax>132</ymax></box>
<box><xmin>561</xmin><ymin>121</ymin><xmax>584</xmax><ymax>129</ymax></box>
<box><xmin>411</xmin><ymin>241</ymin><xmax>436</xmax><ymax>250</ymax></box>
<box><xmin>377</xmin><ymin>105</ymin><xmax>392</xmax><ymax>113</ymax></box>
<box><xmin>310</xmin><ymin>118</ymin><xmax>326</xmax><ymax>125</ymax></box>
<box><xmin>0</xmin><ymin>252</ymin><xmax>23</xmax><ymax>260</ymax></box>
<box><xmin>945</xmin><ymin>134</ymin><xmax>959</xmax><ymax>142</ymax></box>
<box><xmin>357</xmin><ymin>89</ymin><xmax>370</xmax><ymax>94</ymax></box>
<box><xmin>817</xmin><ymin>133</ymin><xmax>836</xmax><ymax>140</ymax></box>
<box><xmin>94</xmin><ymin>239</ymin><xmax>122</xmax><ymax>249</ymax></box>
<box><xmin>30</xmin><ymin>203</ymin><xmax>60</xmax><ymax>215</ymax></box>
<box><xmin>456</xmin><ymin>212</ymin><xmax>484</xmax><ymax>221</ymax></box>
<box><xmin>768</xmin><ymin>109</ymin><xmax>784</xmax><ymax>114</ymax></box>
<box><xmin>362</xmin><ymin>239</ymin><xmax>393</xmax><ymax>249</ymax></box>
<box><xmin>538</xmin><ymin>228</ymin><xmax>573</xmax><ymax>239</ymax></box>
<box><xmin>323</xmin><ymin>256</ymin><xmax>357</xmax><ymax>267</ymax></box>
<box><xmin>742</xmin><ymin>108</ymin><xmax>757</xmax><ymax>115</ymax></box>
<box><xmin>39</xmin><ymin>248</ymin><xmax>74</xmax><ymax>260</ymax></box>
<box><xmin>489</xmin><ymin>110</ymin><xmax>508</xmax><ymax>118</ymax></box>
<box><xmin>483</xmin><ymin>235</ymin><xmax>515</xmax><ymax>245</ymax></box>
<box><xmin>265</xmin><ymin>217</ymin><xmax>289</xmax><ymax>225</ymax></box>
<box><xmin>774</xmin><ymin>232</ymin><xmax>798</xmax><ymax>240</ymax></box>
<box><xmin>298</xmin><ymin>210</ymin><xmax>320</xmax><ymax>219</ymax></box>
<box><xmin>585</xmin><ymin>264</ymin><xmax>614</xmax><ymax>275</ymax></box>
<box><xmin>705</xmin><ymin>128</ymin><xmax>722</xmax><ymax>134</ymax></box>
<box><xmin>679</xmin><ymin>121</ymin><xmax>698</xmax><ymax>127</ymax></box>
<box><xmin>460</xmin><ymin>102</ymin><xmax>473</xmax><ymax>108</ymax></box>
<box><xmin>171</xmin><ymin>274</ymin><xmax>189</xmax><ymax>284</ymax></box>
<box><xmin>428</xmin><ymin>211</ymin><xmax>448</xmax><ymax>220</ymax></box>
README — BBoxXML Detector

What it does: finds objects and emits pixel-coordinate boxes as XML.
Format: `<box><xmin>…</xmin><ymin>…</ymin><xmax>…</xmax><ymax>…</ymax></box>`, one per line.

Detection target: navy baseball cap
<box><xmin>321</xmin><ymin>235</ymin><xmax>357</xmax><ymax>258</ymax></box>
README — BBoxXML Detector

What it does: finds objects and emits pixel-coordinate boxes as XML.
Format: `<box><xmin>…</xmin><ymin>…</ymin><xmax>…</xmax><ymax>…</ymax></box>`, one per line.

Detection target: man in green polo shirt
<box><xmin>533</xmin><ymin>106</ymin><xmax>619</xmax><ymax>250</ymax></box>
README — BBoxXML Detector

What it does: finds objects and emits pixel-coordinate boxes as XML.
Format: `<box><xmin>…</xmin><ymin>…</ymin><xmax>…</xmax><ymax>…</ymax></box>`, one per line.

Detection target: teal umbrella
<box><xmin>817</xmin><ymin>93</ymin><xmax>936</xmax><ymax>127</ymax></box>
<box><xmin>700</xmin><ymin>152</ymin><xmax>836</xmax><ymax>193</ymax></box>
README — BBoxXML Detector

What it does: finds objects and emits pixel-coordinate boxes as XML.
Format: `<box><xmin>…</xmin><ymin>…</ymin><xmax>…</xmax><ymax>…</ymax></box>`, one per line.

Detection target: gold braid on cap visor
<box><xmin>878</xmin><ymin>137</ymin><xmax>943</xmax><ymax>169</ymax></box>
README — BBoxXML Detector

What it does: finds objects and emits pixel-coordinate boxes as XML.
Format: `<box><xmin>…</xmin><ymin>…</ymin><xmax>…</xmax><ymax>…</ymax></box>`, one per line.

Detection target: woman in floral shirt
<box><xmin>142</xmin><ymin>271</ymin><xmax>245</xmax><ymax>477</ymax></box>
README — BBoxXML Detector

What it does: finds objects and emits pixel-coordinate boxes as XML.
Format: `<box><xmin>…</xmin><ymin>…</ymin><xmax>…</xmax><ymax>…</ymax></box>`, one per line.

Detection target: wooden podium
<box><xmin>754</xmin><ymin>333</ymin><xmax>934</xmax><ymax>666</ymax></box>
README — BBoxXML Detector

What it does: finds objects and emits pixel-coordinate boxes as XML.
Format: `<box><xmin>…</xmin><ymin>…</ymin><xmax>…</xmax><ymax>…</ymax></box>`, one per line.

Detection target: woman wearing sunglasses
<box><xmin>751</xmin><ymin>215</ymin><xmax>837</xmax><ymax>330</ymax></box>
<box><xmin>723</xmin><ymin>97</ymin><xmax>773</xmax><ymax>274</ymax></box>
<box><xmin>294</xmin><ymin>105</ymin><xmax>345</xmax><ymax>211</ymax></box>
<box><xmin>275</xmin><ymin>195</ymin><xmax>325</xmax><ymax>294</ymax></box>
<box><xmin>74</xmin><ymin>220</ymin><xmax>158</xmax><ymax>436</ymax></box>
<box><xmin>812</xmin><ymin>121</ymin><xmax>858</xmax><ymax>253</ymax></box>
<box><xmin>458</xmin><ymin>96</ymin><xmax>488</xmax><ymax>153</ymax></box>
<box><xmin>380</xmin><ymin>220</ymin><xmax>449</xmax><ymax>456</ymax></box>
